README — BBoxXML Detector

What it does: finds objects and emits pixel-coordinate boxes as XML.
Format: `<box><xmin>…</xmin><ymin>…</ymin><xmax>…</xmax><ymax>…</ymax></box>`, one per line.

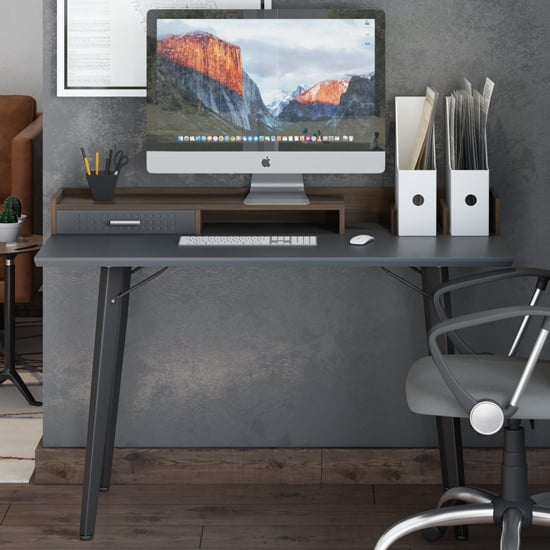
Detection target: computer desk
<box><xmin>35</xmin><ymin>225</ymin><xmax>513</xmax><ymax>540</ymax></box>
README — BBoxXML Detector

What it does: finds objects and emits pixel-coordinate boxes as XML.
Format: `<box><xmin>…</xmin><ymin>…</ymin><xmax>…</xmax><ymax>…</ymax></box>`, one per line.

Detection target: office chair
<box><xmin>374</xmin><ymin>267</ymin><xmax>550</xmax><ymax>550</ymax></box>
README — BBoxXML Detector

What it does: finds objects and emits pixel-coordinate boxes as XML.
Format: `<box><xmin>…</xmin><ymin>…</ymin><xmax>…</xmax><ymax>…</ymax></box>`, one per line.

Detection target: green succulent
<box><xmin>0</xmin><ymin>208</ymin><xmax>18</xmax><ymax>223</ymax></box>
<box><xmin>2</xmin><ymin>195</ymin><xmax>22</xmax><ymax>218</ymax></box>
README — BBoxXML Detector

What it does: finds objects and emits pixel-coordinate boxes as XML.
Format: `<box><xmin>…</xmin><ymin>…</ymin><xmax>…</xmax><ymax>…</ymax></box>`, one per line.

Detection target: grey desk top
<box><xmin>35</xmin><ymin>225</ymin><xmax>513</xmax><ymax>268</ymax></box>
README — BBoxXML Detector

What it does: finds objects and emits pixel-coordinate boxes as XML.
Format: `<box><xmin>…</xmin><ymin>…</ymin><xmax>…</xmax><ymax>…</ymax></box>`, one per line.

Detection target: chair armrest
<box><xmin>13</xmin><ymin>113</ymin><xmax>42</xmax><ymax>142</ymax></box>
<box><xmin>433</xmin><ymin>268</ymin><xmax>550</xmax><ymax>354</ymax></box>
<box><xmin>434</xmin><ymin>267</ymin><xmax>550</xmax><ymax>320</ymax></box>
<box><xmin>428</xmin><ymin>305</ymin><xmax>550</xmax><ymax>417</ymax></box>
<box><xmin>10</xmin><ymin>114</ymin><xmax>42</xmax><ymax>233</ymax></box>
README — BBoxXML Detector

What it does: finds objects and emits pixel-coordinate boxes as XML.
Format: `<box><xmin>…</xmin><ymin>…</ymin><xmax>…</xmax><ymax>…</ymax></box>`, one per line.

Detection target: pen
<box><xmin>80</xmin><ymin>147</ymin><xmax>91</xmax><ymax>176</ymax></box>
<box><xmin>95</xmin><ymin>152</ymin><xmax>99</xmax><ymax>176</ymax></box>
<box><xmin>105</xmin><ymin>149</ymin><xmax>113</xmax><ymax>175</ymax></box>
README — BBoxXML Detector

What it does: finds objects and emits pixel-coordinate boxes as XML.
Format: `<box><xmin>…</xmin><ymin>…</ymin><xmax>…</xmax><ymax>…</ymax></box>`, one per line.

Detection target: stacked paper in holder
<box><xmin>446</xmin><ymin>78</ymin><xmax>494</xmax><ymax>236</ymax></box>
<box><xmin>395</xmin><ymin>94</ymin><xmax>437</xmax><ymax>236</ymax></box>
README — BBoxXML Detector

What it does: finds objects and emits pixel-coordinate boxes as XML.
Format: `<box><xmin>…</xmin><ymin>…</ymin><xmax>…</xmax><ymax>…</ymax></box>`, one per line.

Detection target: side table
<box><xmin>0</xmin><ymin>235</ymin><xmax>42</xmax><ymax>406</ymax></box>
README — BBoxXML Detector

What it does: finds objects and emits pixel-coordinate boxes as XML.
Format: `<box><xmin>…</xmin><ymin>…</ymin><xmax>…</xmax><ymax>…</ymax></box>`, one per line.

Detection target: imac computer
<box><xmin>146</xmin><ymin>9</ymin><xmax>385</xmax><ymax>205</ymax></box>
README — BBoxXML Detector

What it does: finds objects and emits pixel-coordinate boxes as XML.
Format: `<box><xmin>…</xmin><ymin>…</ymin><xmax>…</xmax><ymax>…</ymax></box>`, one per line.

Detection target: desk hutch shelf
<box><xmin>51</xmin><ymin>187</ymin><xmax>383</xmax><ymax>235</ymax></box>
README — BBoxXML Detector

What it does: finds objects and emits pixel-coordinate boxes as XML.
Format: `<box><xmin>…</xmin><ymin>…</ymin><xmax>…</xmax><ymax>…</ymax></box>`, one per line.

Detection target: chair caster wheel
<box><xmin>421</xmin><ymin>526</ymin><xmax>447</xmax><ymax>542</ymax></box>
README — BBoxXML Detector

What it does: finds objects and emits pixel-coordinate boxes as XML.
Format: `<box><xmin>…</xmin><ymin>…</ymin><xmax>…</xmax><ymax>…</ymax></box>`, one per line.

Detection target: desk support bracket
<box><xmin>110</xmin><ymin>267</ymin><xmax>169</xmax><ymax>304</ymax></box>
<box><xmin>380</xmin><ymin>267</ymin><xmax>431</xmax><ymax>298</ymax></box>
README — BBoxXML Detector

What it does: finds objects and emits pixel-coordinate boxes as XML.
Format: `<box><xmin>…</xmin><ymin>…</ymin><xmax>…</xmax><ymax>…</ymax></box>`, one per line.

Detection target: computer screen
<box><xmin>146</xmin><ymin>9</ymin><xmax>385</xmax><ymax>204</ymax></box>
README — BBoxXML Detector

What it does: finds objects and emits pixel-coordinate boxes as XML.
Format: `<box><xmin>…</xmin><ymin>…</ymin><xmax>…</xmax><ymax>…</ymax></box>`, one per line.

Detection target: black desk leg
<box><xmin>0</xmin><ymin>257</ymin><xmax>41</xmax><ymax>406</ymax></box>
<box><xmin>420</xmin><ymin>267</ymin><xmax>467</xmax><ymax>540</ymax></box>
<box><xmin>80</xmin><ymin>267</ymin><xmax>131</xmax><ymax>541</ymax></box>
<box><xmin>100</xmin><ymin>268</ymin><xmax>131</xmax><ymax>492</ymax></box>
<box><xmin>436</xmin><ymin>416</ymin><xmax>465</xmax><ymax>489</ymax></box>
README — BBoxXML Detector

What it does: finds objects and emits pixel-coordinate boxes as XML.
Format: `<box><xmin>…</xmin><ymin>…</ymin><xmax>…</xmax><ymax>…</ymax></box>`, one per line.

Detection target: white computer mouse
<box><xmin>349</xmin><ymin>234</ymin><xmax>375</xmax><ymax>246</ymax></box>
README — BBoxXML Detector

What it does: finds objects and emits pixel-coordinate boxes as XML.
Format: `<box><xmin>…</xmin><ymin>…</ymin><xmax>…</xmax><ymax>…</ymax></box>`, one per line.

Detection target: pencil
<box><xmin>95</xmin><ymin>152</ymin><xmax>99</xmax><ymax>176</ymax></box>
<box><xmin>80</xmin><ymin>147</ymin><xmax>91</xmax><ymax>176</ymax></box>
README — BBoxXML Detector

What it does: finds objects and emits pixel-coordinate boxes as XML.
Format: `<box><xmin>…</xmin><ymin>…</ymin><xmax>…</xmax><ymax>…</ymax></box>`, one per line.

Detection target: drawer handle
<box><xmin>109</xmin><ymin>220</ymin><xmax>141</xmax><ymax>226</ymax></box>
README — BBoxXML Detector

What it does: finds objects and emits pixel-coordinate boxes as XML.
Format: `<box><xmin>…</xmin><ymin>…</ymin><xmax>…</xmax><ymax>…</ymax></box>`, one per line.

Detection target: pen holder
<box><xmin>86</xmin><ymin>173</ymin><xmax>118</xmax><ymax>202</ymax></box>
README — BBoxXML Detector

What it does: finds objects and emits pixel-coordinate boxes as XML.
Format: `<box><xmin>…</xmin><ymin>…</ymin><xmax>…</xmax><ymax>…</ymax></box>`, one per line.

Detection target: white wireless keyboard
<box><xmin>178</xmin><ymin>235</ymin><xmax>317</xmax><ymax>246</ymax></box>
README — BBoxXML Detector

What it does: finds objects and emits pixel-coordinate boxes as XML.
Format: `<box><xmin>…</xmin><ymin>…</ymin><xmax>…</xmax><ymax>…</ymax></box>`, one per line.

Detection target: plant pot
<box><xmin>0</xmin><ymin>220</ymin><xmax>23</xmax><ymax>243</ymax></box>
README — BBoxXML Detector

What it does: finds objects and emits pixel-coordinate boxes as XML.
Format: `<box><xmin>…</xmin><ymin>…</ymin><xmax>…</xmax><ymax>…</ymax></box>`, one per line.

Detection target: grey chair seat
<box><xmin>407</xmin><ymin>354</ymin><xmax>550</xmax><ymax>420</ymax></box>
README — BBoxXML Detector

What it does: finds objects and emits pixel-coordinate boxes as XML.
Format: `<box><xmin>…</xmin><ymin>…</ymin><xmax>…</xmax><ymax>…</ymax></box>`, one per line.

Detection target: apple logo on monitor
<box><xmin>261</xmin><ymin>156</ymin><xmax>271</xmax><ymax>168</ymax></box>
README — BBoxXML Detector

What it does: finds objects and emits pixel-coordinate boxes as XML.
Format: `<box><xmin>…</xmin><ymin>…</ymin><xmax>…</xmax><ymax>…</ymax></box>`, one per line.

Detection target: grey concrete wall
<box><xmin>42</xmin><ymin>0</ymin><xmax>550</xmax><ymax>448</ymax></box>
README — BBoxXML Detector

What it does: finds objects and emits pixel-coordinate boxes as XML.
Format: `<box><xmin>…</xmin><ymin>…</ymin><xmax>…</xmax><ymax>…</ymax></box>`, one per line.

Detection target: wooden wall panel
<box><xmin>35</xmin><ymin>445</ymin><xmax>550</xmax><ymax>486</ymax></box>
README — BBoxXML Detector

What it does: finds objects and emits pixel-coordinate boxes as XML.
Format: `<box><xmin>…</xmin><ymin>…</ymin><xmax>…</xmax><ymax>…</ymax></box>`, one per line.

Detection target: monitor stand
<box><xmin>244</xmin><ymin>174</ymin><xmax>310</xmax><ymax>205</ymax></box>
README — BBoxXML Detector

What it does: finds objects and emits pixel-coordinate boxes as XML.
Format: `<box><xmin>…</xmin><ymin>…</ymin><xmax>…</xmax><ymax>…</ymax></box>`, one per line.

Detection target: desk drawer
<box><xmin>55</xmin><ymin>210</ymin><xmax>196</xmax><ymax>234</ymax></box>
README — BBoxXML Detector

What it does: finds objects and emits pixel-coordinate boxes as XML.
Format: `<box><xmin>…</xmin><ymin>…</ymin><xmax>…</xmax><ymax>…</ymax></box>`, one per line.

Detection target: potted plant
<box><xmin>0</xmin><ymin>195</ymin><xmax>25</xmax><ymax>243</ymax></box>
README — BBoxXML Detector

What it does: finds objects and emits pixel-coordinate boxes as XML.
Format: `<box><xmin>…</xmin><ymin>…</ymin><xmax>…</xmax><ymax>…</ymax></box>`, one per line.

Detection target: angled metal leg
<box><xmin>100</xmin><ymin>267</ymin><xmax>131</xmax><ymax>492</ymax></box>
<box><xmin>374</xmin><ymin>504</ymin><xmax>494</xmax><ymax>550</ymax></box>
<box><xmin>435</xmin><ymin>416</ymin><xmax>465</xmax><ymax>489</ymax></box>
<box><xmin>438</xmin><ymin>486</ymin><xmax>495</xmax><ymax>506</ymax></box>
<box><xmin>420</xmin><ymin>268</ymin><xmax>464</xmax><ymax>490</ymax></box>
<box><xmin>421</xmin><ymin>267</ymin><xmax>467</xmax><ymax>540</ymax></box>
<box><xmin>80</xmin><ymin>267</ymin><xmax>131</xmax><ymax>541</ymax></box>
<box><xmin>500</xmin><ymin>507</ymin><xmax>522</xmax><ymax>550</ymax></box>
<box><xmin>0</xmin><ymin>257</ymin><xmax>41</xmax><ymax>406</ymax></box>
<box><xmin>532</xmin><ymin>506</ymin><xmax>550</xmax><ymax>526</ymax></box>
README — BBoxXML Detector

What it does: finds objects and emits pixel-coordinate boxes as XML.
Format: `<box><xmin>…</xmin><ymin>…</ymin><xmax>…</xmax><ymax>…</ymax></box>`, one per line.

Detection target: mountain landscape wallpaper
<box><xmin>150</xmin><ymin>17</ymin><xmax>384</xmax><ymax>148</ymax></box>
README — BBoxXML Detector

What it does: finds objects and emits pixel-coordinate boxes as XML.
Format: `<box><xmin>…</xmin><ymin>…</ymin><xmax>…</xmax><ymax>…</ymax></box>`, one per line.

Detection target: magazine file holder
<box><xmin>445</xmin><ymin>99</ymin><xmax>490</xmax><ymax>236</ymax></box>
<box><xmin>395</xmin><ymin>96</ymin><xmax>437</xmax><ymax>236</ymax></box>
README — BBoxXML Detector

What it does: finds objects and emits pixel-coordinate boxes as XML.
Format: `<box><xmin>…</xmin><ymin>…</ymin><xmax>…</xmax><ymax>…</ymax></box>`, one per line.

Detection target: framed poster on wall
<box><xmin>57</xmin><ymin>0</ymin><xmax>271</xmax><ymax>97</ymax></box>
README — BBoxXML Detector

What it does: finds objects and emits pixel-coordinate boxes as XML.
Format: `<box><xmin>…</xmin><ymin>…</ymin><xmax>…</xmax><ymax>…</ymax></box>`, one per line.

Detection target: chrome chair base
<box><xmin>374</xmin><ymin>486</ymin><xmax>550</xmax><ymax>550</ymax></box>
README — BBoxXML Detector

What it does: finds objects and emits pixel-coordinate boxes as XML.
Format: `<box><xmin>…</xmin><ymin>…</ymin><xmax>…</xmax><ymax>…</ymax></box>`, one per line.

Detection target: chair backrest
<box><xmin>0</xmin><ymin>95</ymin><xmax>37</xmax><ymax>196</ymax></box>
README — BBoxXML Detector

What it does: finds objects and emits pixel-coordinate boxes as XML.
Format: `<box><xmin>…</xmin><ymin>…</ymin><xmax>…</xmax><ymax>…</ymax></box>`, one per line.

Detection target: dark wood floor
<box><xmin>0</xmin><ymin>483</ymin><xmax>549</xmax><ymax>549</ymax></box>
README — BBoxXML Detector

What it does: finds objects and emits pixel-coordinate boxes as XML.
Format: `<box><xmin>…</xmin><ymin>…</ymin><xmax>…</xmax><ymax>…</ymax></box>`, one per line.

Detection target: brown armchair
<box><xmin>0</xmin><ymin>95</ymin><xmax>42</xmax><ymax>303</ymax></box>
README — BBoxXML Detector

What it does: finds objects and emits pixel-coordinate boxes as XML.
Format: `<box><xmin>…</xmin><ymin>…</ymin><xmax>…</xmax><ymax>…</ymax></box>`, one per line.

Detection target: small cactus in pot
<box><xmin>2</xmin><ymin>195</ymin><xmax>22</xmax><ymax>219</ymax></box>
<box><xmin>0</xmin><ymin>195</ymin><xmax>24</xmax><ymax>242</ymax></box>
<box><xmin>0</xmin><ymin>208</ymin><xmax>18</xmax><ymax>223</ymax></box>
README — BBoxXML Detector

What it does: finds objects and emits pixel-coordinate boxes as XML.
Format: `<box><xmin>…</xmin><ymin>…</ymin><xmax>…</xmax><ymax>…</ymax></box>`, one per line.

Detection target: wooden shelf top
<box><xmin>53</xmin><ymin>187</ymin><xmax>345</xmax><ymax>211</ymax></box>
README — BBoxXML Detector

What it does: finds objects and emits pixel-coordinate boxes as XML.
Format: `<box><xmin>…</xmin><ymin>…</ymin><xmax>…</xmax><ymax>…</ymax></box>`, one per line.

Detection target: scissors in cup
<box><xmin>112</xmin><ymin>150</ymin><xmax>129</xmax><ymax>175</ymax></box>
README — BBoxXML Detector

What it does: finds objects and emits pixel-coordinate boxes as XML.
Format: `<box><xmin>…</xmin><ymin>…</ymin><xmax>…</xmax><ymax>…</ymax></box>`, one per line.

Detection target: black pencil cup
<box><xmin>86</xmin><ymin>173</ymin><xmax>118</xmax><ymax>202</ymax></box>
